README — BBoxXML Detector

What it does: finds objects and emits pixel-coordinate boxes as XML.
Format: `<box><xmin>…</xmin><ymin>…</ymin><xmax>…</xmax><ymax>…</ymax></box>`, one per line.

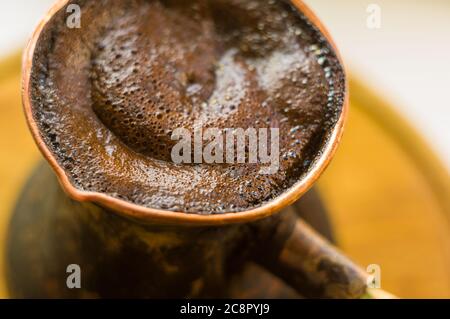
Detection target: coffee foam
<box><xmin>30</xmin><ymin>0</ymin><xmax>345</xmax><ymax>214</ymax></box>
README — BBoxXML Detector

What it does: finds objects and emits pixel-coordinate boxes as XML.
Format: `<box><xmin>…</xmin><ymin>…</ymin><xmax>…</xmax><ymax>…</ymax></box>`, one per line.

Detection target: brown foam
<box><xmin>30</xmin><ymin>0</ymin><xmax>345</xmax><ymax>214</ymax></box>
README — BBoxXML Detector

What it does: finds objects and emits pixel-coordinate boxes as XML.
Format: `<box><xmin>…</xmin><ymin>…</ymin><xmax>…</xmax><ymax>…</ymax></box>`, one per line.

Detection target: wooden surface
<box><xmin>0</xmin><ymin>53</ymin><xmax>449</xmax><ymax>298</ymax></box>
<box><xmin>317</xmin><ymin>79</ymin><xmax>450</xmax><ymax>298</ymax></box>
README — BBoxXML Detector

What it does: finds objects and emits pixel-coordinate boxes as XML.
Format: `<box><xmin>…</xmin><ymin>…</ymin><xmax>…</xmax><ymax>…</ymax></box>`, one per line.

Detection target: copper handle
<box><xmin>254</xmin><ymin>212</ymin><xmax>369</xmax><ymax>298</ymax></box>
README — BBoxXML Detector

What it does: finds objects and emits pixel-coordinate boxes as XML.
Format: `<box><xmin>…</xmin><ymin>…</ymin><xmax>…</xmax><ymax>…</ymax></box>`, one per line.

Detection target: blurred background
<box><xmin>0</xmin><ymin>0</ymin><xmax>449</xmax><ymax>298</ymax></box>
<box><xmin>308</xmin><ymin>0</ymin><xmax>450</xmax><ymax>168</ymax></box>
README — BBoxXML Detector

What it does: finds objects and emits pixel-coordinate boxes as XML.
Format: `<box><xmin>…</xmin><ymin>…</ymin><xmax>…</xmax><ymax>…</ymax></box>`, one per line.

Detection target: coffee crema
<box><xmin>30</xmin><ymin>0</ymin><xmax>345</xmax><ymax>214</ymax></box>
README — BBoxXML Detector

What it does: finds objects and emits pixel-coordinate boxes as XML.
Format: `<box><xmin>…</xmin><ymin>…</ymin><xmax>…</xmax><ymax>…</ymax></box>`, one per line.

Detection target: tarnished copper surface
<box><xmin>6</xmin><ymin>163</ymin><xmax>367</xmax><ymax>298</ymax></box>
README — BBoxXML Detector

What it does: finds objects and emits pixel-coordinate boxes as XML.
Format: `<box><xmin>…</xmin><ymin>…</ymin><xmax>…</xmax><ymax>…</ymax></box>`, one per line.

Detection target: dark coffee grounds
<box><xmin>30</xmin><ymin>0</ymin><xmax>345</xmax><ymax>214</ymax></box>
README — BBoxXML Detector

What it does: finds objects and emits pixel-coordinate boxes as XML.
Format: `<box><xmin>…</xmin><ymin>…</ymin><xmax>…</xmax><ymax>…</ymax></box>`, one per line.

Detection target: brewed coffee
<box><xmin>30</xmin><ymin>0</ymin><xmax>345</xmax><ymax>214</ymax></box>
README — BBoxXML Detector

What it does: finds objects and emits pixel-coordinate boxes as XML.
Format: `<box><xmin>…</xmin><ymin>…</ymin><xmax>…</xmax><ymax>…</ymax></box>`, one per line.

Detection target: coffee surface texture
<box><xmin>30</xmin><ymin>0</ymin><xmax>345</xmax><ymax>214</ymax></box>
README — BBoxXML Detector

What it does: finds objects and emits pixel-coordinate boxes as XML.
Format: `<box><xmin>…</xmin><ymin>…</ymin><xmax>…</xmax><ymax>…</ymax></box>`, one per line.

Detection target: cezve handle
<box><xmin>254</xmin><ymin>211</ymin><xmax>373</xmax><ymax>299</ymax></box>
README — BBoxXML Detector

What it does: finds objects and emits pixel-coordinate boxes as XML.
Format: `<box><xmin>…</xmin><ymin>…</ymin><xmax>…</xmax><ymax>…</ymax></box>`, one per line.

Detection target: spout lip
<box><xmin>22</xmin><ymin>0</ymin><xmax>349</xmax><ymax>226</ymax></box>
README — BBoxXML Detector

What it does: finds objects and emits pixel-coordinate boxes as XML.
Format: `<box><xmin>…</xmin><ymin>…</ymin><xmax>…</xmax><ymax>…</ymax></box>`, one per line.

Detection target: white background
<box><xmin>2</xmin><ymin>0</ymin><xmax>449</xmax><ymax>167</ymax></box>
